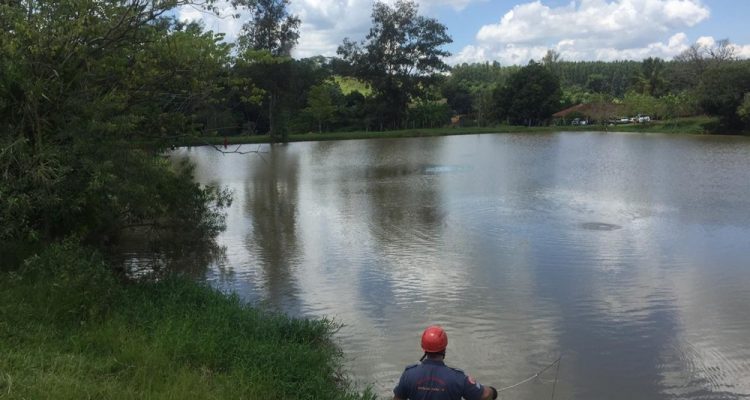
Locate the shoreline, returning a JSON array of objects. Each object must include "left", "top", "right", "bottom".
[{"left": 168, "top": 117, "right": 748, "bottom": 148}]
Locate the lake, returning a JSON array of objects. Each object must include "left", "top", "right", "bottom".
[{"left": 171, "top": 132, "right": 750, "bottom": 400}]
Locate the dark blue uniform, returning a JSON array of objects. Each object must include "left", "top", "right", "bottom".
[{"left": 393, "top": 359, "right": 486, "bottom": 400}]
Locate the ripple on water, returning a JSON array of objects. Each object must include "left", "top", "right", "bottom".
[{"left": 580, "top": 222, "right": 623, "bottom": 231}]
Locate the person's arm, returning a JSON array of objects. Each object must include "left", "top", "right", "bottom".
[
  {"left": 463, "top": 375, "right": 498, "bottom": 400},
  {"left": 479, "top": 385, "right": 498, "bottom": 400}
]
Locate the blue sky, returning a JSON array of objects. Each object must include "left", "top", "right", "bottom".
[
  {"left": 180, "top": 0, "right": 750, "bottom": 65},
  {"left": 436, "top": 0, "right": 750, "bottom": 57}
]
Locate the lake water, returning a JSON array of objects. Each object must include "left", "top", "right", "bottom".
[{"left": 172, "top": 132, "right": 750, "bottom": 400}]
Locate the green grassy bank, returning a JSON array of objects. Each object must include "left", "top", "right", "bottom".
[
  {"left": 0, "top": 242, "right": 372, "bottom": 400},
  {"left": 170, "top": 116, "right": 741, "bottom": 148}
]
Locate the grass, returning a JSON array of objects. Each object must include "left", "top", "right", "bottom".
[
  {"left": 0, "top": 241, "right": 372, "bottom": 400},
  {"left": 595, "top": 116, "right": 717, "bottom": 135},
  {"left": 333, "top": 76, "right": 372, "bottom": 96},
  {"left": 169, "top": 116, "right": 737, "bottom": 148}
]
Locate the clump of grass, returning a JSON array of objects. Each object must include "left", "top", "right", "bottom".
[{"left": 0, "top": 241, "right": 372, "bottom": 399}]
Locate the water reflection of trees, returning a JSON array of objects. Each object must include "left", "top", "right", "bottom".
[
  {"left": 243, "top": 145, "right": 302, "bottom": 311},
  {"left": 364, "top": 138, "right": 447, "bottom": 244}
]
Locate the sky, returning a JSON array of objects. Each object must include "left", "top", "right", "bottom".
[{"left": 178, "top": 0, "right": 750, "bottom": 65}]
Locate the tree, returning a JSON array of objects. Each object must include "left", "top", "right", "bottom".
[
  {"left": 233, "top": 0, "right": 300, "bottom": 141},
  {"left": 586, "top": 73, "right": 609, "bottom": 94},
  {"left": 697, "top": 62, "right": 750, "bottom": 130},
  {"left": 337, "top": 0, "right": 452, "bottom": 129},
  {"left": 233, "top": 0, "right": 300, "bottom": 56},
  {"left": 473, "top": 90, "right": 494, "bottom": 127},
  {"left": 541, "top": 49, "right": 562, "bottom": 66},
  {"left": 493, "top": 62, "right": 562, "bottom": 126},
  {"left": 672, "top": 39, "right": 738, "bottom": 91},
  {"left": 636, "top": 57, "right": 666, "bottom": 97},
  {"left": 1, "top": 0, "right": 231, "bottom": 251},
  {"left": 542, "top": 49, "right": 562, "bottom": 78},
  {"left": 738, "top": 93, "right": 750, "bottom": 127},
  {"left": 442, "top": 81, "right": 473, "bottom": 115},
  {"left": 623, "top": 92, "right": 660, "bottom": 119},
  {"left": 304, "top": 82, "right": 339, "bottom": 133}
]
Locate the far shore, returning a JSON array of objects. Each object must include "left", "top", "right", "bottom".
[{"left": 166, "top": 116, "right": 749, "bottom": 148}]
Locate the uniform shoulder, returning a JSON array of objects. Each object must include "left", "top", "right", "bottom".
[
  {"left": 446, "top": 365, "right": 466, "bottom": 376},
  {"left": 404, "top": 363, "right": 420, "bottom": 371}
]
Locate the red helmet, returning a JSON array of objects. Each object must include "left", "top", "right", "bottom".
[{"left": 421, "top": 325, "right": 448, "bottom": 353}]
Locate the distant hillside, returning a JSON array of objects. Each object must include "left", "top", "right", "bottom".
[{"left": 334, "top": 76, "right": 372, "bottom": 96}]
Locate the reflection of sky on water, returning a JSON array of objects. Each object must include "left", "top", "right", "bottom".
[{"left": 171, "top": 132, "right": 750, "bottom": 399}]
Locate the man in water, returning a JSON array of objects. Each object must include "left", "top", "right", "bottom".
[{"left": 393, "top": 325, "right": 499, "bottom": 400}]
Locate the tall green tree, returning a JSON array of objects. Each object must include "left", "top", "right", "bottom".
[
  {"left": 337, "top": 0, "right": 452, "bottom": 129},
  {"left": 304, "top": 82, "right": 340, "bottom": 133},
  {"left": 233, "top": 0, "right": 300, "bottom": 141},
  {"left": 738, "top": 93, "right": 750, "bottom": 127},
  {"left": 493, "top": 62, "right": 562, "bottom": 126},
  {"left": 697, "top": 62, "right": 750, "bottom": 130},
  {"left": 636, "top": 57, "right": 666, "bottom": 97},
  {"left": 233, "top": 0, "right": 300, "bottom": 56}
]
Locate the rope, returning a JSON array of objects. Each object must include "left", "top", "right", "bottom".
[
  {"left": 551, "top": 356, "right": 561, "bottom": 400},
  {"left": 497, "top": 356, "right": 562, "bottom": 393}
]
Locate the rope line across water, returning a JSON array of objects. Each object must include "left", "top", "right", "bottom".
[{"left": 497, "top": 356, "right": 562, "bottom": 393}]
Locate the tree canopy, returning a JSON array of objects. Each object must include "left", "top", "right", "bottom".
[
  {"left": 337, "top": 0, "right": 452, "bottom": 129},
  {"left": 493, "top": 62, "right": 562, "bottom": 126}
]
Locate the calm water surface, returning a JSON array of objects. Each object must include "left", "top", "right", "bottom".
[{"left": 173, "top": 132, "right": 750, "bottom": 400}]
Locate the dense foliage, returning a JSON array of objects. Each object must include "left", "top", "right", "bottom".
[
  {"left": 0, "top": 1, "right": 235, "bottom": 268},
  {"left": 493, "top": 62, "right": 562, "bottom": 126}
]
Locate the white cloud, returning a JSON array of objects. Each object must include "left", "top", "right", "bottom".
[
  {"left": 177, "top": 2, "right": 243, "bottom": 42},
  {"left": 291, "top": 0, "right": 490, "bottom": 57},
  {"left": 176, "top": 0, "right": 749, "bottom": 65},
  {"left": 455, "top": 0, "right": 713, "bottom": 65},
  {"left": 290, "top": 0, "right": 373, "bottom": 58},
  {"left": 476, "top": 0, "right": 709, "bottom": 45},
  {"left": 178, "top": 0, "right": 484, "bottom": 59}
]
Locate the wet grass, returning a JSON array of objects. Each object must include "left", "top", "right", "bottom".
[{"left": 0, "top": 242, "right": 372, "bottom": 400}]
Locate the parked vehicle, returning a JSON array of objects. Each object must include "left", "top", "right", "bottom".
[{"left": 572, "top": 118, "right": 588, "bottom": 126}]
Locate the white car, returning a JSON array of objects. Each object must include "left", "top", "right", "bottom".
[{"left": 637, "top": 115, "right": 651, "bottom": 123}]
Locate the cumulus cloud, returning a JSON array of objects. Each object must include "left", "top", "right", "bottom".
[
  {"left": 290, "top": 0, "right": 373, "bottom": 58},
  {"left": 176, "top": 0, "right": 748, "bottom": 64},
  {"left": 177, "top": 0, "right": 483, "bottom": 59},
  {"left": 476, "top": 0, "right": 709, "bottom": 46},
  {"left": 453, "top": 0, "right": 714, "bottom": 65}
]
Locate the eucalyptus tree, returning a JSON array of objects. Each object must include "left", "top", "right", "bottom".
[{"left": 337, "top": 0, "right": 452, "bottom": 130}]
